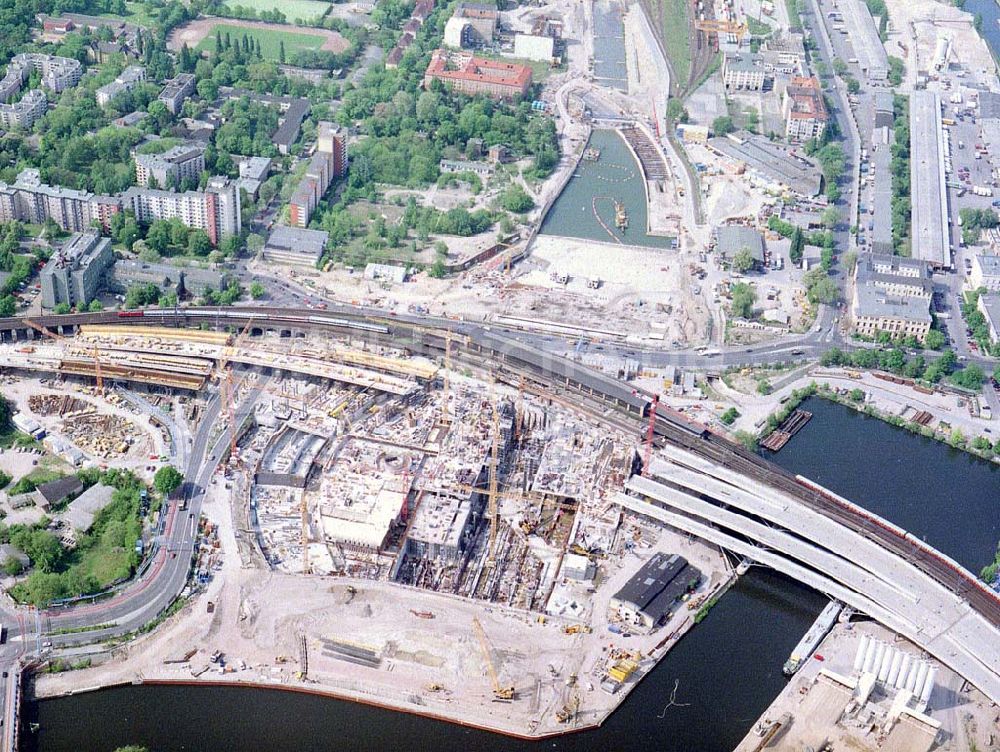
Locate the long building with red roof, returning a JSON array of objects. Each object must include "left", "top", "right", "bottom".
[{"left": 423, "top": 50, "right": 532, "bottom": 101}]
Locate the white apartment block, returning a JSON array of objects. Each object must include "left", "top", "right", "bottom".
[{"left": 123, "top": 177, "right": 241, "bottom": 246}]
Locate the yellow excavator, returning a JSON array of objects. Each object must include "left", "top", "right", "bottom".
[{"left": 472, "top": 617, "right": 515, "bottom": 701}]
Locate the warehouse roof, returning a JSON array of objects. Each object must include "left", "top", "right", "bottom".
[
  {"left": 612, "top": 553, "right": 694, "bottom": 624},
  {"left": 265, "top": 225, "right": 329, "bottom": 260},
  {"left": 910, "top": 91, "right": 951, "bottom": 268},
  {"left": 709, "top": 132, "right": 822, "bottom": 196},
  {"left": 61, "top": 483, "right": 115, "bottom": 532},
  {"left": 716, "top": 225, "right": 765, "bottom": 262}
]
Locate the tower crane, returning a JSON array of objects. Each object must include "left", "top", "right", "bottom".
[
  {"left": 472, "top": 617, "right": 515, "bottom": 701},
  {"left": 486, "top": 394, "right": 502, "bottom": 566},
  {"left": 694, "top": 19, "right": 748, "bottom": 41},
  {"left": 24, "top": 319, "right": 106, "bottom": 394},
  {"left": 217, "top": 318, "right": 253, "bottom": 467}
]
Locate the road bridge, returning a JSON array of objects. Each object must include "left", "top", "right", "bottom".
[{"left": 616, "top": 448, "right": 1000, "bottom": 703}]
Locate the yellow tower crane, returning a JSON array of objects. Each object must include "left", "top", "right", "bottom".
[
  {"left": 694, "top": 19, "right": 748, "bottom": 40},
  {"left": 472, "top": 617, "right": 515, "bottom": 701},
  {"left": 217, "top": 319, "right": 253, "bottom": 467}
]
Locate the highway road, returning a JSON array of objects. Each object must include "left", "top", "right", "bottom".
[{"left": 0, "top": 376, "right": 265, "bottom": 743}]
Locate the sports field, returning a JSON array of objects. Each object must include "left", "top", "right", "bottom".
[
  {"left": 221, "top": 0, "right": 332, "bottom": 24},
  {"left": 170, "top": 17, "right": 350, "bottom": 59}
]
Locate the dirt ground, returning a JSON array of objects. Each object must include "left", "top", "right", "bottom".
[
  {"left": 167, "top": 17, "right": 350, "bottom": 54},
  {"left": 36, "top": 472, "right": 729, "bottom": 737}
]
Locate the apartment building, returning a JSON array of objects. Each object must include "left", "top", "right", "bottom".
[
  {"left": 723, "top": 52, "right": 766, "bottom": 91},
  {"left": 7, "top": 54, "right": 82, "bottom": 93},
  {"left": 783, "top": 77, "right": 828, "bottom": 142},
  {"left": 970, "top": 254, "right": 1000, "bottom": 293},
  {"left": 288, "top": 121, "right": 346, "bottom": 227},
  {"left": 96, "top": 65, "right": 146, "bottom": 107},
  {"left": 443, "top": 2, "right": 499, "bottom": 49},
  {"left": 0, "top": 90, "right": 47, "bottom": 129},
  {"left": 134, "top": 142, "right": 206, "bottom": 189},
  {"left": 0, "top": 169, "right": 121, "bottom": 232},
  {"left": 122, "top": 177, "right": 241, "bottom": 246},
  {"left": 423, "top": 50, "right": 532, "bottom": 101},
  {"left": 158, "top": 73, "right": 196, "bottom": 115},
  {"left": 317, "top": 121, "right": 348, "bottom": 178},
  {"left": 40, "top": 231, "right": 114, "bottom": 310}
]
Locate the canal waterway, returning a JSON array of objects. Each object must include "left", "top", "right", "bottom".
[
  {"left": 539, "top": 129, "right": 674, "bottom": 248},
  {"left": 592, "top": 0, "right": 628, "bottom": 91},
  {"left": 769, "top": 396, "right": 1000, "bottom": 574},
  {"left": 22, "top": 570, "right": 824, "bottom": 752}
]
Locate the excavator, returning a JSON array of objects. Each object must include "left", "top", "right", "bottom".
[{"left": 472, "top": 617, "right": 515, "bottom": 701}]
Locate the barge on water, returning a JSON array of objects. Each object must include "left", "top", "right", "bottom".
[{"left": 782, "top": 600, "right": 842, "bottom": 676}]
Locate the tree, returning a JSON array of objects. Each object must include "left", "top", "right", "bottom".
[
  {"left": 0, "top": 295, "right": 15, "bottom": 317},
  {"left": 821, "top": 206, "right": 841, "bottom": 229},
  {"left": 665, "top": 97, "right": 688, "bottom": 123},
  {"left": 87, "top": 300, "right": 103, "bottom": 312},
  {"left": 500, "top": 185, "right": 534, "bottom": 213},
  {"left": 730, "top": 282, "right": 756, "bottom": 319},
  {"left": 279, "top": 40, "right": 286, "bottom": 64},
  {"left": 249, "top": 281, "right": 265, "bottom": 299},
  {"left": 53, "top": 303, "right": 71, "bottom": 314},
  {"left": 712, "top": 116, "right": 734, "bottom": 136},
  {"left": 789, "top": 227, "right": 805, "bottom": 264},
  {"left": 849, "top": 388, "right": 865, "bottom": 401},
  {"left": 720, "top": 407, "right": 740, "bottom": 425},
  {"left": 153, "top": 466, "right": 183, "bottom": 496},
  {"left": 924, "top": 329, "right": 946, "bottom": 350},
  {"left": 951, "top": 364, "right": 985, "bottom": 391},
  {"left": 732, "top": 247, "right": 755, "bottom": 274},
  {"left": 2, "top": 557, "right": 23, "bottom": 577}
]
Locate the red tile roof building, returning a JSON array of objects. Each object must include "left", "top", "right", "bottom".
[
  {"left": 423, "top": 50, "right": 532, "bottom": 101},
  {"left": 783, "top": 76, "right": 828, "bottom": 142}
]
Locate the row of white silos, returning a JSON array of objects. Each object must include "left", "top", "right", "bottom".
[{"left": 851, "top": 636, "right": 936, "bottom": 704}]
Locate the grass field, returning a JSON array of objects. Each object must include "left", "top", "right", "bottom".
[
  {"left": 194, "top": 23, "right": 328, "bottom": 59},
  {"left": 222, "top": 0, "right": 332, "bottom": 23},
  {"left": 658, "top": 0, "right": 692, "bottom": 88}
]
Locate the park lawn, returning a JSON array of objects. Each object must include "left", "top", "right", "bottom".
[
  {"left": 195, "top": 23, "right": 327, "bottom": 60},
  {"left": 72, "top": 543, "right": 133, "bottom": 586},
  {"left": 657, "top": 0, "right": 692, "bottom": 88},
  {"left": 222, "top": 0, "right": 332, "bottom": 23},
  {"left": 96, "top": 1, "right": 158, "bottom": 28}
]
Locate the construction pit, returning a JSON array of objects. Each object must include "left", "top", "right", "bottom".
[{"left": 27, "top": 327, "right": 730, "bottom": 738}]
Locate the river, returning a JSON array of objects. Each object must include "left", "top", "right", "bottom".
[
  {"left": 22, "top": 396, "right": 998, "bottom": 751},
  {"left": 768, "top": 396, "right": 1000, "bottom": 574}
]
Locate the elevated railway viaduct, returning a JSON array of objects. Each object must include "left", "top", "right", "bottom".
[{"left": 1, "top": 306, "right": 998, "bottom": 673}]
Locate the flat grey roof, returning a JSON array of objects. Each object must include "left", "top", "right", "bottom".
[
  {"left": 839, "top": 0, "right": 888, "bottom": 79},
  {"left": 980, "top": 91, "right": 1000, "bottom": 120},
  {"left": 854, "top": 283, "right": 932, "bottom": 323},
  {"left": 974, "top": 254, "right": 1000, "bottom": 277},
  {"left": 871, "top": 144, "right": 894, "bottom": 253},
  {"left": 716, "top": 225, "right": 765, "bottom": 261},
  {"left": 709, "top": 132, "right": 821, "bottom": 196},
  {"left": 909, "top": 92, "right": 951, "bottom": 268},
  {"left": 979, "top": 293, "right": 1000, "bottom": 330},
  {"left": 265, "top": 225, "right": 328, "bottom": 259}
]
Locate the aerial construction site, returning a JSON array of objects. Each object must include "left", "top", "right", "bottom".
[{"left": 3, "top": 317, "right": 728, "bottom": 738}]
